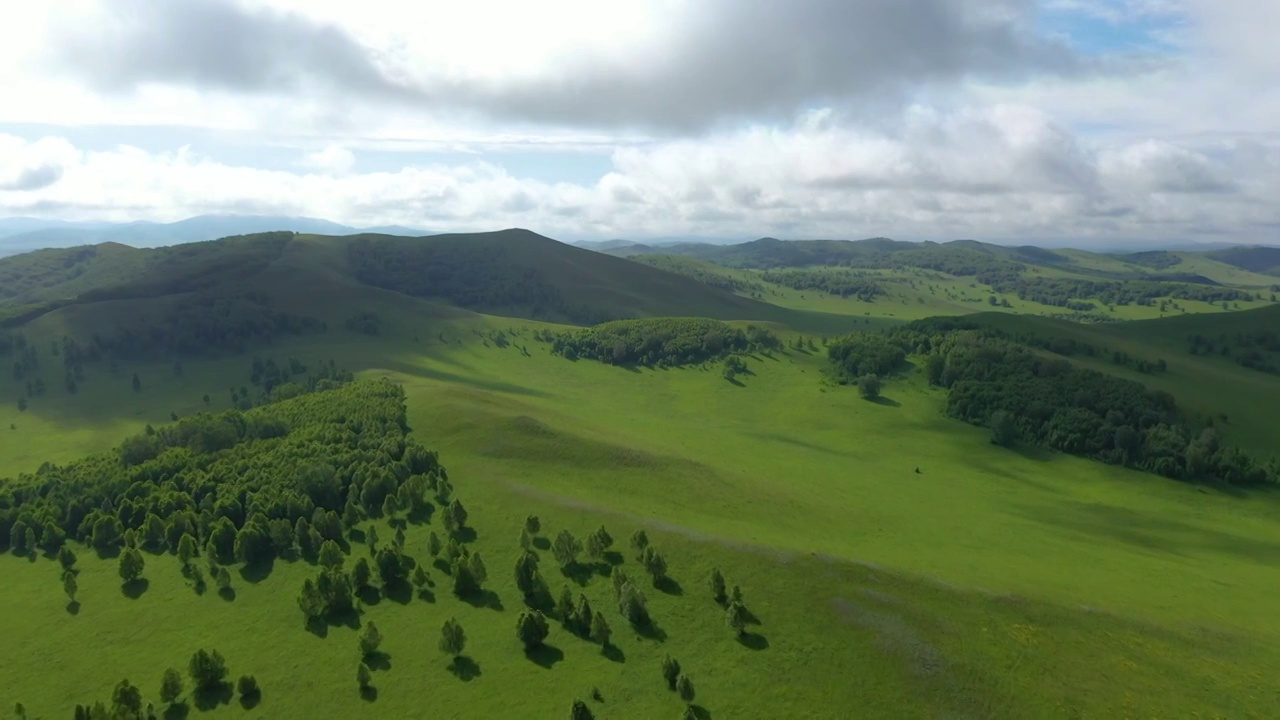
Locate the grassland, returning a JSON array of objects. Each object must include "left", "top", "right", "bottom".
[
  {"left": 4, "top": 299, "right": 1280, "bottom": 718},
  {"left": 3, "top": 232, "right": 1280, "bottom": 718}
]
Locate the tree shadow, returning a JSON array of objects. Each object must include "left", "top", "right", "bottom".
[
  {"left": 239, "top": 557, "right": 275, "bottom": 584},
  {"left": 192, "top": 684, "right": 233, "bottom": 711},
  {"left": 868, "top": 396, "right": 901, "bottom": 407},
  {"left": 532, "top": 537, "right": 550, "bottom": 551},
  {"left": 384, "top": 579, "right": 413, "bottom": 605},
  {"left": 218, "top": 586, "right": 237, "bottom": 602},
  {"left": 691, "top": 704, "right": 714, "bottom": 719},
  {"left": 737, "top": 632, "right": 769, "bottom": 650},
  {"left": 462, "top": 589, "right": 504, "bottom": 611},
  {"left": 655, "top": 576, "right": 683, "bottom": 596},
  {"left": 636, "top": 620, "right": 667, "bottom": 642},
  {"left": 432, "top": 558, "right": 451, "bottom": 574},
  {"left": 406, "top": 504, "right": 435, "bottom": 526},
  {"left": 447, "top": 656, "right": 482, "bottom": 681},
  {"left": 359, "top": 686, "right": 378, "bottom": 703},
  {"left": 524, "top": 644, "right": 565, "bottom": 669},
  {"left": 304, "top": 616, "right": 329, "bottom": 638},
  {"left": 163, "top": 703, "right": 190, "bottom": 720},
  {"left": 122, "top": 578, "right": 149, "bottom": 599},
  {"left": 453, "top": 527, "right": 477, "bottom": 543},
  {"left": 357, "top": 586, "right": 382, "bottom": 606},
  {"left": 239, "top": 692, "right": 261, "bottom": 710},
  {"left": 366, "top": 652, "right": 392, "bottom": 672},
  {"left": 416, "top": 587, "right": 436, "bottom": 603},
  {"left": 561, "top": 563, "right": 594, "bottom": 586},
  {"left": 66, "top": 600, "right": 81, "bottom": 615},
  {"left": 725, "top": 377, "right": 745, "bottom": 387},
  {"left": 603, "top": 550, "right": 624, "bottom": 566},
  {"left": 603, "top": 644, "right": 626, "bottom": 663},
  {"left": 95, "top": 545, "right": 122, "bottom": 561},
  {"left": 350, "top": 528, "right": 367, "bottom": 544}
]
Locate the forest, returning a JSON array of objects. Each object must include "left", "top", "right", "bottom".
[
  {"left": 759, "top": 269, "right": 885, "bottom": 301},
  {"left": 827, "top": 320, "right": 1276, "bottom": 486},
  {"left": 1188, "top": 330, "right": 1280, "bottom": 375},
  {"left": 348, "top": 237, "right": 613, "bottom": 325},
  {"left": 985, "top": 277, "right": 1253, "bottom": 309},
  {"left": 0, "top": 233, "right": 295, "bottom": 328},
  {"left": 542, "top": 318, "right": 780, "bottom": 368}
]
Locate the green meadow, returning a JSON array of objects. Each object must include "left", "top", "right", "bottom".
[{"left": 2, "top": 232, "right": 1280, "bottom": 718}]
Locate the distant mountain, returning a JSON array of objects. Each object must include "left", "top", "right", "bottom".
[
  {"left": 1207, "top": 246, "right": 1280, "bottom": 276},
  {"left": 0, "top": 214, "right": 433, "bottom": 256}
]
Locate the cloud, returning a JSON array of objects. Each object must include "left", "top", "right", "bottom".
[
  {"left": 300, "top": 145, "right": 356, "bottom": 174},
  {"left": 2, "top": 109, "right": 1276, "bottom": 244},
  {"left": 45, "top": 0, "right": 1082, "bottom": 131},
  {"left": 0, "top": 136, "right": 77, "bottom": 191}
]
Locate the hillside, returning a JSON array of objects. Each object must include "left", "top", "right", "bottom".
[{"left": 1208, "top": 246, "right": 1280, "bottom": 275}]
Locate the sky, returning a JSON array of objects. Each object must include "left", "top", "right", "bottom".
[{"left": 0, "top": 0, "right": 1277, "bottom": 244}]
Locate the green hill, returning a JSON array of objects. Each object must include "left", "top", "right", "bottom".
[{"left": 3, "top": 231, "right": 1280, "bottom": 718}]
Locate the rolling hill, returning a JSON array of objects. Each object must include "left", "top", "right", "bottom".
[{"left": 2, "top": 229, "right": 1280, "bottom": 718}]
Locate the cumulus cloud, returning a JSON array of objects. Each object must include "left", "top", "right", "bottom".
[
  {"left": 45, "top": 0, "right": 1081, "bottom": 130},
  {"left": 0, "top": 136, "right": 78, "bottom": 192},
  {"left": 300, "top": 145, "right": 356, "bottom": 174},
  {"left": 2, "top": 110, "right": 1275, "bottom": 243}
]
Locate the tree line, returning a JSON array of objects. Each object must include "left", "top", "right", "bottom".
[
  {"left": 985, "top": 276, "right": 1252, "bottom": 310},
  {"left": 541, "top": 318, "right": 780, "bottom": 369},
  {"left": 759, "top": 268, "right": 885, "bottom": 301},
  {"left": 827, "top": 319, "right": 1277, "bottom": 486}
]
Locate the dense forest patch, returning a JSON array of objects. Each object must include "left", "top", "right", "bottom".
[
  {"left": 985, "top": 277, "right": 1252, "bottom": 310},
  {"left": 540, "top": 318, "right": 781, "bottom": 368},
  {"left": 348, "top": 236, "right": 612, "bottom": 325},
  {"left": 759, "top": 269, "right": 885, "bottom": 301},
  {"left": 827, "top": 319, "right": 1276, "bottom": 486}
]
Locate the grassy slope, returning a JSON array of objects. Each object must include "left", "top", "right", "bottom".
[{"left": 4, "top": 301, "right": 1280, "bottom": 717}]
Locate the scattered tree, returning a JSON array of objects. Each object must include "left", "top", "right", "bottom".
[
  {"left": 726, "top": 599, "right": 749, "bottom": 636},
  {"left": 570, "top": 699, "right": 595, "bottom": 720},
  {"left": 709, "top": 567, "right": 727, "bottom": 605},
  {"left": 553, "top": 529, "right": 582, "bottom": 568},
  {"left": 439, "top": 618, "right": 466, "bottom": 658},
  {"left": 159, "top": 667, "right": 183, "bottom": 705},
  {"left": 661, "top": 655, "right": 682, "bottom": 690},
  {"left": 642, "top": 546, "right": 668, "bottom": 586},
  {"left": 118, "top": 547, "right": 145, "bottom": 585},
  {"left": 111, "top": 679, "right": 143, "bottom": 717},
  {"left": 677, "top": 674, "right": 696, "bottom": 703},
  {"left": 360, "top": 621, "right": 383, "bottom": 658},
  {"left": 427, "top": 531, "right": 443, "bottom": 557},
  {"left": 629, "top": 529, "right": 649, "bottom": 559},
  {"left": 236, "top": 675, "right": 259, "bottom": 701},
  {"left": 318, "top": 539, "right": 344, "bottom": 570},
  {"left": 63, "top": 570, "right": 77, "bottom": 603},
  {"left": 515, "top": 610, "right": 550, "bottom": 650},
  {"left": 57, "top": 545, "right": 77, "bottom": 571},
  {"left": 857, "top": 373, "right": 882, "bottom": 400},
  {"left": 590, "top": 611, "right": 612, "bottom": 648},
  {"left": 357, "top": 662, "right": 372, "bottom": 691},
  {"left": 524, "top": 515, "right": 541, "bottom": 535},
  {"left": 188, "top": 649, "right": 228, "bottom": 692},
  {"left": 443, "top": 499, "right": 469, "bottom": 537}
]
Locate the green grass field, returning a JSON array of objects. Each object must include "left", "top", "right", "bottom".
[
  {"left": 4, "top": 232, "right": 1280, "bottom": 718},
  {"left": 4, "top": 301, "right": 1280, "bottom": 718}
]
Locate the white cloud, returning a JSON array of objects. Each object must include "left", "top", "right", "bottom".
[
  {"left": 2, "top": 108, "right": 1275, "bottom": 243},
  {"left": 299, "top": 145, "right": 355, "bottom": 174}
]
